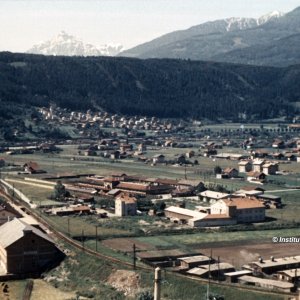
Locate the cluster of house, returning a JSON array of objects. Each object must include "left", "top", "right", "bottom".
[
  {"left": 165, "top": 196, "right": 265, "bottom": 228},
  {"left": 60, "top": 173, "right": 203, "bottom": 217},
  {"left": 238, "top": 159, "right": 279, "bottom": 184},
  {"left": 79, "top": 138, "right": 197, "bottom": 167},
  {"left": 214, "top": 159, "right": 279, "bottom": 184},
  {"left": 2, "top": 143, "right": 61, "bottom": 156},
  {"left": 164, "top": 185, "right": 281, "bottom": 228},
  {"left": 38, "top": 106, "right": 181, "bottom": 135}
]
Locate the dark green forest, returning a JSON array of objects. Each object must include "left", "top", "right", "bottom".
[{"left": 0, "top": 52, "right": 300, "bottom": 121}]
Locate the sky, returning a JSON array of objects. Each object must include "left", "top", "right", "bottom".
[{"left": 0, "top": 0, "right": 299, "bottom": 52}]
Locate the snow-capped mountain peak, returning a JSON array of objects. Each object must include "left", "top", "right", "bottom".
[
  {"left": 223, "top": 10, "right": 284, "bottom": 32},
  {"left": 257, "top": 10, "right": 285, "bottom": 25},
  {"left": 27, "top": 31, "right": 123, "bottom": 57}
]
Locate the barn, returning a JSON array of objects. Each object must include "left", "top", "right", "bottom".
[{"left": 0, "top": 219, "right": 60, "bottom": 274}]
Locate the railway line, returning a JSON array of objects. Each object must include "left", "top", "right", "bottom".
[{"left": 0, "top": 184, "right": 297, "bottom": 299}]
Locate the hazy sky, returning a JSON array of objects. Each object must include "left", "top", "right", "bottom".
[{"left": 0, "top": 0, "right": 299, "bottom": 52}]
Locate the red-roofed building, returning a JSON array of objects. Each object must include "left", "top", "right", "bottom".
[{"left": 211, "top": 197, "right": 265, "bottom": 223}]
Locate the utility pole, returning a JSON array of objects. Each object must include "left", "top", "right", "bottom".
[
  {"left": 95, "top": 225, "right": 98, "bottom": 252},
  {"left": 154, "top": 267, "right": 161, "bottom": 300},
  {"left": 82, "top": 229, "right": 85, "bottom": 250},
  {"left": 217, "top": 256, "right": 220, "bottom": 282},
  {"left": 67, "top": 218, "right": 70, "bottom": 237},
  {"left": 207, "top": 249, "right": 212, "bottom": 300},
  {"left": 133, "top": 243, "right": 136, "bottom": 270}
]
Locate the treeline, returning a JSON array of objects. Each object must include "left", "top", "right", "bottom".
[{"left": 0, "top": 52, "right": 300, "bottom": 120}]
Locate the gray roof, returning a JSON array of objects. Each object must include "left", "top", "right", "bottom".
[
  {"left": 239, "top": 275, "right": 294, "bottom": 289},
  {"left": 250, "top": 256, "right": 300, "bottom": 269},
  {"left": 0, "top": 218, "right": 54, "bottom": 249},
  {"left": 178, "top": 255, "right": 210, "bottom": 264},
  {"left": 187, "top": 263, "right": 234, "bottom": 276}
]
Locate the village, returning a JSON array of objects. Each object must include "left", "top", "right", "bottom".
[{"left": 0, "top": 106, "right": 300, "bottom": 299}]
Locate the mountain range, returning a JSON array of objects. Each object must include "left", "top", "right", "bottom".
[
  {"left": 120, "top": 7, "right": 300, "bottom": 67},
  {"left": 0, "top": 52, "right": 299, "bottom": 123},
  {"left": 27, "top": 31, "right": 123, "bottom": 57}
]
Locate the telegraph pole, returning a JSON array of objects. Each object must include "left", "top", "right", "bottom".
[
  {"left": 82, "top": 229, "right": 85, "bottom": 250},
  {"left": 67, "top": 218, "right": 70, "bottom": 237},
  {"left": 217, "top": 256, "right": 220, "bottom": 282},
  {"left": 95, "top": 225, "right": 98, "bottom": 252},
  {"left": 133, "top": 244, "right": 136, "bottom": 270}
]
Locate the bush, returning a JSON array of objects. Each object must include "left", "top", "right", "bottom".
[{"left": 136, "top": 290, "right": 154, "bottom": 300}]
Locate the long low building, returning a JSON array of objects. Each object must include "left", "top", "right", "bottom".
[
  {"left": 238, "top": 275, "right": 295, "bottom": 292},
  {"left": 277, "top": 268, "right": 300, "bottom": 283},
  {"left": 187, "top": 263, "right": 235, "bottom": 280},
  {"left": 164, "top": 206, "right": 236, "bottom": 227},
  {"left": 178, "top": 255, "right": 212, "bottom": 269},
  {"left": 245, "top": 255, "right": 300, "bottom": 275}
]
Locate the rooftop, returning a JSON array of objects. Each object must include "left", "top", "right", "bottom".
[
  {"left": 178, "top": 255, "right": 210, "bottom": 264},
  {"left": 0, "top": 218, "right": 54, "bottom": 249},
  {"left": 200, "top": 190, "right": 229, "bottom": 199},
  {"left": 222, "top": 197, "right": 265, "bottom": 209},
  {"left": 239, "top": 275, "right": 294, "bottom": 289},
  {"left": 165, "top": 206, "right": 207, "bottom": 220},
  {"left": 250, "top": 255, "right": 300, "bottom": 269}
]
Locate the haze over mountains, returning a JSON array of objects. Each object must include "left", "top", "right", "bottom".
[
  {"left": 27, "top": 31, "right": 123, "bottom": 57},
  {"left": 120, "top": 7, "right": 300, "bottom": 67}
]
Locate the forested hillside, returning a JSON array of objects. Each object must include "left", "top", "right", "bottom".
[{"left": 0, "top": 52, "right": 300, "bottom": 121}]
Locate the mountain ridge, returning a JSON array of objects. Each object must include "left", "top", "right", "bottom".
[
  {"left": 27, "top": 31, "right": 123, "bottom": 57},
  {"left": 119, "top": 7, "right": 300, "bottom": 67},
  {"left": 0, "top": 52, "right": 299, "bottom": 122}
]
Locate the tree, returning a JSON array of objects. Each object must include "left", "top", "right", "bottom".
[
  {"left": 214, "top": 165, "right": 222, "bottom": 175},
  {"left": 53, "top": 180, "right": 67, "bottom": 201}
]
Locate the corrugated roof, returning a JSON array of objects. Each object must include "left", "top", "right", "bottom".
[
  {"left": 239, "top": 275, "right": 294, "bottom": 289},
  {"left": 187, "top": 263, "right": 234, "bottom": 276},
  {"left": 178, "top": 255, "right": 210, "bottom": 264},
  {"left": 0, "top": 218, "right": 54, "bottom": 249},
  {"left": 277, "top": 268, "right": 300, "bottom": 278},
  {"left": 251, "top": 256, "right": 300, "bottom": 269}
]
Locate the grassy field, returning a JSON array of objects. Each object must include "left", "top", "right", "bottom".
[
  {"left": 43, "top": 214, "right": 133, "bottom": 238},
  {"left": 266, "top": 191, "right": 300, "bottom": 223},
  {"left": 135, "top": 228, "right": 300, "bottom": 250}
]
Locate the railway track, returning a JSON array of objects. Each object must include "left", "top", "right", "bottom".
[
  {"left": 22, "top": 280, "right": 33, "bottom": 300},
  {"left": 0, "top": 185, "right": 297, "bottom": 298}
]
